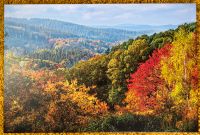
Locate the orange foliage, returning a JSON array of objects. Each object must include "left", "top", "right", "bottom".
[{"left": 44, "top": 79, "right": 108, "bottom": 131}]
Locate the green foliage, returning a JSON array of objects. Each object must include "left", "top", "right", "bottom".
[
  {"left": 181, "top": 120, "right": 198, "bottom": 132},
  {"left": 83, "top": 113, "right": 163, "bottom": 132},
  {"left": 66, "top": 55, "right": 110, "bottom": 102},
  {"left": 29, "top": 48, "right": 94, "bottom": 68}
]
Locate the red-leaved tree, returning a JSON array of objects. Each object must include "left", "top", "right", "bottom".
[{"left": 126, "top": 44, "right": 171, "bottom": 111}]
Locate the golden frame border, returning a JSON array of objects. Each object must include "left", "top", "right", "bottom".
[{"left": 0, "top": 0, "right": 199, "bottom": 135}]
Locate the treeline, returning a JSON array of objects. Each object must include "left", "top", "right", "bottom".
[{"left": 28, "top": 48, "right": 94, "bottom": 68}]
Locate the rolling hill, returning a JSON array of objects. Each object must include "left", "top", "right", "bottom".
[{"left": 4, "top": 17, "right": 146, "bottom": 50}]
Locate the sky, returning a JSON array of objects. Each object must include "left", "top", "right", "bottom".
[{"left": 4, "top": 4, "right": 196, "bottom": 26}]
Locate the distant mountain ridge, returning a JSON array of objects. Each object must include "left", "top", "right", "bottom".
[
  {"left": 4, "top": 17, "right": 147, "bottom": 48},
  {"left": 92, "top": 24, "right": 178, "bottom": 33},
  {"left": 4, "top": 17, "right": 180, "bottom": 66}
]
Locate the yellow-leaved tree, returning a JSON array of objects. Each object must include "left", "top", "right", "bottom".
[{"left": 161, "top": 27, "right": 198, "bottom": 131}]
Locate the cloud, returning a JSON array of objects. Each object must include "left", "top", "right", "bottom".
[{"left": 4, "top": 4, "right": 196, "bottom": 25}]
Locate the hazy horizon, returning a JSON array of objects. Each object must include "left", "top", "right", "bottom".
[
  {"left": 5, "top": 16, "right": 193, "bottom": 28},
  {"left": 5, "top": 4, "right": 196, "bottom": 26}
]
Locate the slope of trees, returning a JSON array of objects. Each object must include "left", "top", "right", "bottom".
[
  {"left": 4, "top": 58, "right": 108, "bottom": 132},
  {"left": 66, "top": 23, "right": 196, "bottom": 109},
  {"left": 5, "top": 17, "right": 144, "bottom": 47},
  {"left": 4, "top": 22, "right": 198, "bottom": 132},
  {"left": 29, "top": 48, "right": 94, "bottom": 68},
  {"left": 124, "top": 26, "right": 198, "bottom": 131}
]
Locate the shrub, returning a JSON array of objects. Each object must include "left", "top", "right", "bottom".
[{"left": 83, "top": 113, "right": 163, "bottom": 132}]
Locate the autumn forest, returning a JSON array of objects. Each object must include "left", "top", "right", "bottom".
[{"left": 4, "top": 4, "right": 198, "bottom": 133}]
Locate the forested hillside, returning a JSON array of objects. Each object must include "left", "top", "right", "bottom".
[
  {"left": 5, "top": 17, "right": 146, "bottom": 49},
  {"left": 4, "top": 22, "right": 198, "bottom": 132},
  {"left": 5, "top": 18, "right": 154, "bottom": 67}
]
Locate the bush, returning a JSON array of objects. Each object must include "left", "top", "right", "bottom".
[
  {"left": 181, "top": 120, "right": 198, "bottom": 132},
  {"left": 83, "top": 113, "right": 163, "bottom": 132}
]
